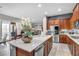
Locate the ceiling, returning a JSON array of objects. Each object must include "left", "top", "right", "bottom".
[{"left": 0, "top": 3, "right": 76, "bottom": 23}]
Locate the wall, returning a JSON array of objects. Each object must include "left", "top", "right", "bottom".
[
  {"left": 43, "top": 16, "right": 47, "bottom": 32},
  {"left": 0, "top": 14, "right": 21, "bottom": 40},
  {"left": 0, "top": 19, "right": 2, "bottom": 41}
]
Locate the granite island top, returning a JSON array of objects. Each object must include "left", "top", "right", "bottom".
[{"left": 8, "top": 35, "right": 52, "bottom": 52}]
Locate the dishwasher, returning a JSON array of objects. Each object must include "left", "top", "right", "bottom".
[{"left": 35, "top": 44, "right": 44, "bottom": 56}]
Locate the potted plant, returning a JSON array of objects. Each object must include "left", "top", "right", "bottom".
[{"left": 21, "top": 17, "right": 33, "bottom": 43}]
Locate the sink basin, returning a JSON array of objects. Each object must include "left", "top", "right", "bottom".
[{"left": 70, "top": 36, "right": 79, "bottom": 39}]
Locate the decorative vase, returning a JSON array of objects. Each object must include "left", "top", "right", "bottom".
[{"left": 21, "top": 35, "right": 32, "bottom": 43}]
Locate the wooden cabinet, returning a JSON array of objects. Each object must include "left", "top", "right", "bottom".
[
  {"left": 48, "top": 37, "right": 52, "bottom": 54},
  {"left": 59, "top": 35, "right": 67, "bottom": 43},
  {"left": 59, "top": 20, "right": 64, "bottom": 29},
  {"left": 74, "top": 43, "right": 79, "bottom": 56},
  {"left": 47, "top": 18, "right": 70, "bottom": 30},
  {"left": 16, "top": 36, "right": 52, "bottom": 56},
  {"left": 44, "top": 37, "right": 52, "bottom": 56},
  {"left": 70, "top": 4, "right": 79, "bottom": 29},
  {"left": 47, "top": 19, "right": 60, "bottom": 29},
  {"left": 59, "top": 35, "right": 75, "bottom": 55},
  {"left": 54, "top": 19, "right": 60, "bottom": 25},
  {"left": 59, "top": 35, "right": 79, "bottom": 56},
  {"left": 65, "top": 35, "right": 75, "bottom": 55},
  {"left": 77, "top": 4, "right": 79, "bottom": 19},
  {"left": 59, "top": 18, "right": 70, "bottom": 29},
  {"left": 44, "top": 41, "right": 48, "bottom": 56},
  {"left": 16, "top": 48, "right": 34, "bottom": 56}
]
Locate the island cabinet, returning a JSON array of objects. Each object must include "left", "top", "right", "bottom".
[
  {"left": 16, "top": 48, "right": 34, "bottom": 56},
  {"left": 9, "top": 36, "right": 52, "bottom": 56},
  {"left": 44, "top": 37, "right": 52, "bottom": 56}
]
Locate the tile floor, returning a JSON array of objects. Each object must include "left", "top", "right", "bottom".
[
  {"left": 49, "top": 43, "right": 72, "bottom": 56},
  {"left": 0, "top": 43, "right": 72, "bottom": 56}
]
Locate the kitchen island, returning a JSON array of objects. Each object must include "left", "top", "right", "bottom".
[{"left": 8, "top": 35, "right": 52, "bottom": 56}]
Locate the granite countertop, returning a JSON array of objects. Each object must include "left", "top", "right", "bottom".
[
  {"left": 66, "top": 34, "right": 79, "bottom": 45},
  {"left": 8, "top": 35, "right": 52, "bottom": 52},
  {"left": 60, "top": 33, "right": 79, "bottom": 45}
]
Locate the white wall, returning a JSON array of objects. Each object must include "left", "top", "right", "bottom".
[
  {"left": 43, "top": 16, "right": 47, "bottom": 32},
  {"left": 16, "top": 22, "right": 21, "bottom": 35},
  {"left": 0, "top": 19, "right": 2, "bottom": 41},
  {"left": 1, "top": 14, "right": 21, "bottom": 40}
]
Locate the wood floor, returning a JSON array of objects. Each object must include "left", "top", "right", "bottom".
[
  {"left": 49, "top": 43, "right": 72, "bottom": 56},
  {"left": 0, "top": 43, "right": 72, "bottom": 56}
]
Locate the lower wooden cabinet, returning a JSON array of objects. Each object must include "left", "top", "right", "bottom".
[
  {"left": 16, "top": 48, "right": 34, "bottom": 56},
  {"left": 44, "top": 37, "right": 52, "bottom": 56},
  {"left": 59, "top": 35, "right": 75, "bottom": 55},
  {"left": 74, "top": 43, "right": 79, "bottom": 56},
  {"left": 67, "top": 37, "right": 75, "bottom": 56},
  {"left": 16, "top": 36, "right": 52, "bottom": 56},
  {"left": 59, "top": 35, "right": 67, "bottom": 43},
  {"left": 44, "top": 41, "right": 48, "bottom": 56}
]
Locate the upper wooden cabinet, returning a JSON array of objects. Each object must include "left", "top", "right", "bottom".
[
  {"left": 70, "top": 4, "right": 79, "bottom": 29},
  {"left": 47, "top": 19, "right": 60, "bottom": 29},
  {"left": 47, "top": 13, "right": 71, "bottom": 30},
  {"left": 47, "top": 18, "right": 70, "bottom": 30},
  {"left": 59, "top": 18, "right": 70, "bottom": 29}
]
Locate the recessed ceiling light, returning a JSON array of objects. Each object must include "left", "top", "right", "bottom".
[
  {"left": 38, "top": 4, "right": 42, "bottom": 8},
  {"left": 44, "top": 12, "right": 48, "bottom": 15},
  {"left": 58, "top": 8, "right": 62, "bottom": 12}
]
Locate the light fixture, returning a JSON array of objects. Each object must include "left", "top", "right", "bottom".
[
  {"left": 44, "top": 11, "right": 48, "bottom": 15},
  {"left": 58, "top": 8, "right": 62, "bottom": 12},
  {"left": 38, "top": 4, "right": 42, "bottom": 8}
]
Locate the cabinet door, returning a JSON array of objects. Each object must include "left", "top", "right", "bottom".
[
  {"left": 59, "top": 35, "right": 67, "bottom": 43},
  {"left": 70, "top": 4, "right": 78, "bottom": 29},
  {"left": 16, "top": 48, "right": 34, "bottom": 56},
  {"left": 54, "top": 19, "right": 60, "bottom": 25},
  {"left": 73, "top": 6, "right": 77, "bottom": 22},
  {"left": 78, "top": 4, "right": 79, "bottom": 19},
  {"left": 47, "top": 37, "right": 52, "bottom": 54},
  {"left": 44, "top": 41, "right": 48, "bottom": 56},
  {"left": 65, "top": 19, "right": 70, "bottom": 29},
  {"left": 44, "top": 37, "right": 52, "bottom": 56},
  {"left": 75, "top": 44, "right": 79, "bottom": 56},
  {"left": 59, "top": 35, "right": 63, "bottom": 43},
  {"left": 59, "top": 20, "right": 64, "bottom": 29},
  {"left": 47, "top": 20, "right": 55, "bottom": 29},
  {"left": 66, "top": 35, "right": 75, "bottom": 56}
]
